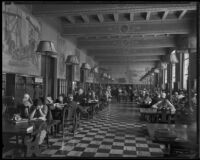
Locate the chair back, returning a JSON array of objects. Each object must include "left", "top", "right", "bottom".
[
  {"left": 157, "top": 108, "right": 171, "bottom": 123},
  {"left": 62, "top": 106, "right": 78, "bottom": 134}
]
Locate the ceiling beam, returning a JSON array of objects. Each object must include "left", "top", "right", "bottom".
[
  {"left": 100, "top": 61, "right": 156, "bottom": 65},
  {"left": 81, "top": 14, "right": 89, "bottom": 23},
  {"left": 66, "top": 15, "right": 75, "bottom": 24},
  {"left": 78, "top": 37, "right": 175, "bottom": 49},
  {"left": 32, "top": 3, "right": 196, "bottom": 17},
  {"left": 96, "top": 55, "right": 160, "bottom": 60},
  {"left": 87, "top": 48, "right": 167, "bottom": 55},
  {"left": 146, "top": 11, "right": 151, "bottom": 20},
  {"left": 97, "top": 14, "right": 104, "bottom": 23},
  {"left": 162, "top": 10, "right": 169, "bottom": 20},
  {"left": 178, "top": 10, "right": 187, "bottom": 20},
  {"left": 114, "top": 13, "right": 119, "bottom": 22},
  {"left": 62, "top": 20, "right": 193, "bottom": 36},
  {"left": 95, "top": 56, "right": 161, "bottom": 60},
  {"left": 99, "top": 59, "right": 160, "bottom": 64},
  {"left": 93, "top": 53, "right": 166, "bottom": 57},
  {"left": 130, "top": 12, "right": 134, "bottom": 21}
]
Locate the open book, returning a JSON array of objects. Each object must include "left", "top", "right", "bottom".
[
  {"left": 12, "top": 118, "right": 29, "bottom": 124},
  {"left": 30, "top": 117, "right": 46, "bottom": 121}
]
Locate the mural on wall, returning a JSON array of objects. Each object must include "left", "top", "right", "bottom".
[
  {"left": 2, "top": 4, "right": 41, "bottom": 76},
  {"left": 57, "top": 35, "right": 67, "bottom": 79}
]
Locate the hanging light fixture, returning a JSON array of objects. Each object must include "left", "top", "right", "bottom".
[
  {"left": 65, "top": 55, "right": 79, "bottom": 65},
  {"left": 81, "top": 63, "right": 91, "bottom": 70},
  {"left": 36, "top": 41, "right": 57, "bottom": 57},
  {"left": 91, "top": 66, "right": 99, "bottom": 73}
]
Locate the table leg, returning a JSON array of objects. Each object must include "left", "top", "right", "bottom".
[{"left": 16, "top": 135, "right": 19, "bottom": 145}]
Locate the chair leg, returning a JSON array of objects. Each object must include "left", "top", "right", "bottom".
[{"left": 46, "top": 132, "right": 49, "bottom": 148}]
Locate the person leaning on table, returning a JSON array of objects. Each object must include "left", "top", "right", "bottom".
[
  {"left": 29, "top": 97, "right": 48, "bottom": 145},
  {"left": 151, "top": 92, "right": 176, "bottom": 114}
]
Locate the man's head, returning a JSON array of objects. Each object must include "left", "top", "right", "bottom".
[
  {"left": 23, "top": 93, "right": 30, "bottom": 101},
  {"left": 174, "top": 92, "right": 178, "bottom": 96},
  {"left": 78, "top": 88, "right": 84, "bottom": 95},
  {"left": 161, "top": 92, "right": 166, "bottom": 99},
  {"left": 68, "top": 93, "right": 73, "bottom": 102},
  {"left": 58, "top": 95, "right": 64, "bottom": 102}
]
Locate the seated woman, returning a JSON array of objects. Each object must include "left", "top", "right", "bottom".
[
  {"left": 16, "top": 93, "right": 33, "bottom": 119},
  {"left": 152, "top": 92, "right": 176, "bottom": 114},
  {"left": 29, "top": 97, "right": 48, "bottom": 121}
]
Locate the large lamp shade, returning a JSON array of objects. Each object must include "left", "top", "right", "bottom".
[
  {"left": 81, "top": 63, "right": 91, "bottom": 70},
  {"left": 36, "top": 41, "right": 57, "bottom": 56},
  {"left": 65, "top": 55, "right": 79, "bottom": 65},
  {"left": 91, "top": 66, "right": 99, "bottom": 73}
]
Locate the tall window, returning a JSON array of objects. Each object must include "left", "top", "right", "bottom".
[
  {"left": 172, "top": 64, "right": 176, "bottom": 89},
  {"left": 183, "top": 52, "right": 189, "bottom": 90},
  {"left": 164, "top": 68, "right": 167, "bottom": 84}
]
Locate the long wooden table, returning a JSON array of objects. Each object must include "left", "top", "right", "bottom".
[
  {"left": 84, "top": 100, "right": 99, "bottom": 119},
  {"left": 140, "top": 108, "right": 175, "bottom": 123},
  {"left": 2, "top": 118, "right": 60, "bottom": 157}
]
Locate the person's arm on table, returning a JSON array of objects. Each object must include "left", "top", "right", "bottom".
[
  {"left": 166, "top": 100, "right": 176, "bottom": 113},
  {"left": 29, "top": 106, "right": 37, "bottom": 119},
  {"left": 152, "top": 101, "right": 161, "bottom": 109},
  {"left": 38, "top": 105, "right": 48, "bottom": 118}
]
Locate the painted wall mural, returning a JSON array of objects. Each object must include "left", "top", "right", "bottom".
[{"left": 2, "top": 4, "right": 41, "bottom": 76}]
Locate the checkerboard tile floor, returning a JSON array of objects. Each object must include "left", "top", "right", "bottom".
[{"left": 3, "top": 103, "right": 165, "bottom": 158}]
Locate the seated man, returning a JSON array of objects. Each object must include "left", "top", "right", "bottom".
[
  {"left": 74, "top": 88, "right": 87, "bottom": 106},
  {"left": 152, "top": 92, "right": 176, "bottom": 114},
  {"left": 143, "top": 93, "right": 152, "bottom": 107},
  {"left": 151, "top": 92, "right": 161, "bottom": 105},
  {"left": 64, "top": 94, "right": 88, "bottom": 132},
  {"left": 50, "top": 94, "right": 67, "bottom": 121},
  {"left": 29, "top": 97, "right": 48, "bottom": 121},
  {"left": 171, "top": 92, "right": 180, "bottom": 107},
  {"left": 16, "top": 93, "right": 33, "bottom": 119}
]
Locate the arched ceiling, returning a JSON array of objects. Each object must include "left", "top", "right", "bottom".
[{"left": 31, "top": 2, "right": 197, "bottom": 67}]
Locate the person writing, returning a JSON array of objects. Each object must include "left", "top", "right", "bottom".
[{"left": 152, "top": 92, "right": 176, "bottom": 114}]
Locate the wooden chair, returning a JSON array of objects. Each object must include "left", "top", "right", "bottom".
[
  {"left": 156, "top": 108, "right": 172, "bottom": 124},
  {"left": 62, "top": 107, "right": 80, "bottom": 137}
]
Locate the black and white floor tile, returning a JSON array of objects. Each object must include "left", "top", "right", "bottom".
[{"left": 3, "top": 103, "right": 165, "bottom": 158}]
